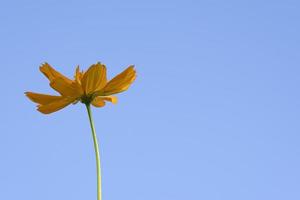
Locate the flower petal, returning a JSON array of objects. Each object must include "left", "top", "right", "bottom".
[
  {"left": 50, "top": 78, "right": 83, "bottom": 97},
  {"left": 91, "top": 96, "right": 117, "bottom": 108},
  {"left": 40, "top": 63, "right": 80, "bottom": 96},
  {"left": 101, "top": 96, "right": 118, "bottom": 104},
  {"left": 101, "top": 65, "right": 136, "bottom": 95},
  {"left": 91, "top": 97, "right": 106, "bottom": 107},
  {"left": 40, "top": 63, "right": 72, "bottom": 83},
  {"left": 81, "top": 63, "right": 107, "bottom": 95},
  {"left": 74, "top": 66, "right": 84, "bottom": 84},
  {"left": 25, "top": 92, "right": 63, "bottom": 105},
  {"left": 37, "top": 97, "right": 75, "bottom": 114}
]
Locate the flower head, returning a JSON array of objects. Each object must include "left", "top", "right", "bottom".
[{"left": 25, "top": 62, "right": 136, "bottom": 114}]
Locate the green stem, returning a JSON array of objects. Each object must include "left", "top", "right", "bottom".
[{"left": 86, "top": 103, "right": 102, "bottom": 200}]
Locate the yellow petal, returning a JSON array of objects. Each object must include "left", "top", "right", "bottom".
[
  {"left": 50, "top": 78, "right": 83, "bottom": 97},
  {"left": 40, "top": 63, "right": 80, "bottom": 96},
  {"left": 74, "top": 66, "right": 84, "bottom": 84},
  {"left": 40, "top": 63, "right": 72, "bottom": 84},
  {"left": 37, "top": 97, "right": 75, "bottom": 114},
  {"left": 101, "top": 96, "right": 118, "bottom": 104},
  {"left": 91, "top": 96, "right": 117, "bottom": 108},
  {"left": 101, "top": 65, "right": 136, "bottom": 95},
  {"left": 25, "top": 92, "right": 63, "bottom": 105},
  {"left": 81, "top": 63, "right": 107, "bottom": 95},
  {"left": 91, "top": 97, "right": 106, "bottom": 107}
]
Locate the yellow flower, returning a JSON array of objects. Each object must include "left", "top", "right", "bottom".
[{"left": 25, "top": 62, "right": 136, "bottom": 114}]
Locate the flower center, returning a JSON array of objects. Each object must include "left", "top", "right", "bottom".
[{"left": 80, "top": 94, "right": 93, "bottom": 104}]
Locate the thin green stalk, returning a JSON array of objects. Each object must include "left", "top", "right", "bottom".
[{"left": 86, "top": 103, "right": 102, "bottom": 200}]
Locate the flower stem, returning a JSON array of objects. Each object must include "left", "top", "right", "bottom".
[{"left": 86, "top": 103, "right": 102, "bottom": 200}]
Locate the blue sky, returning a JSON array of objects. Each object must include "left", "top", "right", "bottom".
[{"left": 0, "top": 0, "right": 300, "bottom": 199}]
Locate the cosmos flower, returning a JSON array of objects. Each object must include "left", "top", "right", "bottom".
[
  {"left": 25, "top": 61, "right": 136, "bottom": 200},
  {"left": 25, "top": 62, "right": 136, "bottom": 114}
]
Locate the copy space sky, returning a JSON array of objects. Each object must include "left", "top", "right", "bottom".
[{"left": 0, "top": 0, "right": 299, "bottom": 200}]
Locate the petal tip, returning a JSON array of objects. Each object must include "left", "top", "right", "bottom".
[
  {"left": 25, "top": 91, "right": 33, "bottom": 100},
  {"left": 37, "top": 107, "right": 51, "bottom": 115},
  {"left": 39, "top": 62, "right": 49, "bottom": 70}
]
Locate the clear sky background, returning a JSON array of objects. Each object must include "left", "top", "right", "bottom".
[{"left": 0, "top": 0, "right": 299, "bottom": 199}]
